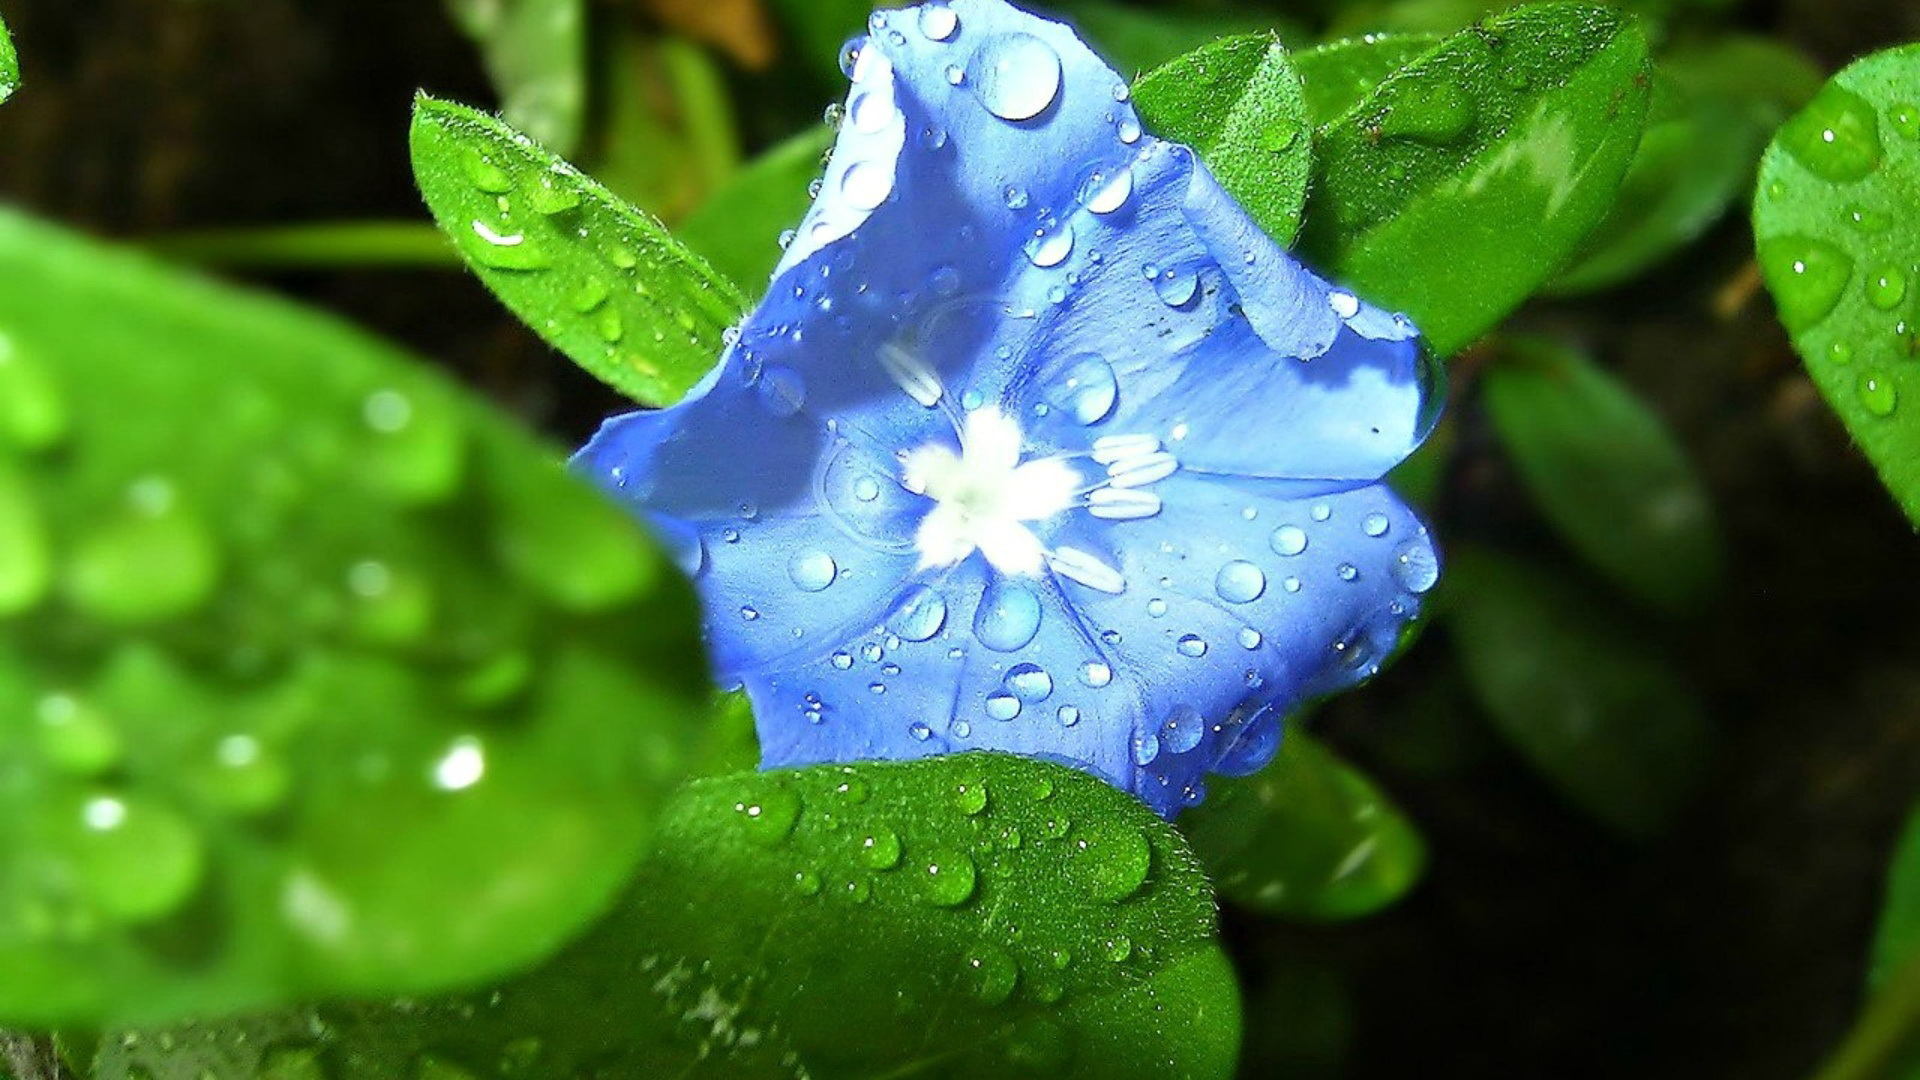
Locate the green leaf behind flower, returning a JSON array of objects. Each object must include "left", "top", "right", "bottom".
[
  {"left": 1753, "top": 44, "right": 1920, "bottom": 527},
  {"left": 92, "top": 755, "right": 1240, "bottom": 1080},
  {"left": 410, "top": 96, "right": 747, "bottom": 407},
  {"left": 0, "top": 208, "right": 709, "bottom": 1027},
  {"left": 1293, "top": 33, "right": 1443, "bottom": 127},
  {"left": 680, "top": 125, "right": 836, "bottom": 292},
  {"left": 445, "top": 0, "right": 588, "bottom": 155},
  {"left": 1300, "top": 3, "right": 1652, "bottom": 357}
]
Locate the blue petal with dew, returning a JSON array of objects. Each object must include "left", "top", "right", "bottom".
[{"left": 575, "top": 0, "right": 1443, "bottom": 816}]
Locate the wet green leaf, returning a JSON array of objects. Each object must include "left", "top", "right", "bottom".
[
  {"left": 1300, "top": 4, "right": 1652, "bottom": 357},
  {"left": 1183, "top": 730, "right": 1426, "bottom": 921},
  {"left": 0, "top": 10, "right": 18, "bottom": 105},
  {"left": 0, "top": 208, "right": 709, "bottom": 1027},
  {"left": 1136, "top": 34, "right": 1312, "bottom": 247},
  {"left": 410, "top": 96, "right": 747, "bottom": 407},
  {"left": 1294, "top": 33, "right": 1443, "bottom": 127},
  {"left": 1875, "top": 803, "right": 1920, "bottom": 992},
  {"left": 679, "top": 125, "right": 835, "bottom": 291},
  {"left": 1753, "top": 45, "right": 1920, "bottom": 527},
  {"left": 1446, "top": 548, "right": 1711, "bottom": 837},
  {"left": 445, "top": 0, "right": 588, "bottom": 155},
  {"left": 1483, "top": 334, "right": 1722, "bottom": 613},
  {"left": 1327, "top": 0, "right": 1503, "bottom": 39},
  {"left": 1061, "top": 1, "right": 1296, "bottom": 77},
  {"left": 95, "top": 755, "right": 1241, "bottom": 1080},
  {"left": 1553, "top": 38, "right": 1823, "bottom": 292}
]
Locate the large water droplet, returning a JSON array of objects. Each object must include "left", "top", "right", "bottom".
[
  {"left": 1780, "top": 83, "right": 1883, "bottom": 183},
  {"left": 1758, "top": 234, "right": 1854, "bottom": 333},
  {"left": 733, "top": 784, "right": 802, "bottom": 847},
  {"left": 1394, "top": 540, "right": 1440, "bottom": 594},
  {"left": 985, "top": 692, "right": 1022, "bottom": 721},
  {"left": 787, "top": 549, "right": 839, "bottom": 592},
  {"left": 1080, "top": 660, "right": 1113, "bottom": 688},
  {"left": 757, "top": 364, "right": 807, "bottom": 417},
  {"left": 975, "top": 580, "right": 1042, "bottom": 652},
  {"left": 859, "top": 826, "right": 904, "bottom": 870},
  {"left": 1379, "top": 77, "right": 1475, "bottom": 144},
  {"left": 69, "top": 794, "right": 205, "bottom": 924},
  {"left": 964, "top": 943, "right": 1020, "bottom": 1004},
  {"left": 1270, "top": 525, "right": 1308, "bottom": 557},
  {"left": 1859, "top": 372, "right": 1898, "bottom": 417},
  {"left": 1026, "top": 222, "right": 1074, "bottom": 268},
  {"left": 888, "top": 584, "right": 949, "bottom": 642},
  {"left": 1043, "top": 353, "right": 1119, "bottom": 424},
  {"left": 1074, "top": 819, "right": 1152, "bottom": 902},
  {"left": 918, "top": 3, "right": 960, "bottom": 41},
  {"left": 35, "top": 694, "right": 121, "bottom": 777},
  {"left": 1214, "top": 560, "right": 1266, "bottom": 603},
  {"left": 467, "top": 219, "right": 547, "bottom": 270},
  {"left": 922, "top": 847, "right": 979, "bottom": 906},
  {"left": 1150, "top": 265, "right": 1200, "bottom": 307},
  {"left": 1159, "top": 704, "right": 1205, "bottom": 754},
  {"left": 1082, "top": 166, "right": 1133, "bottom": 215},
  {"left": 67, "top": 484, "right": 221, "bottom": 626},
  {"left": 1176, "top": 634, "right": 1208, "bottom": 658},
  {"left": 841, "top": 160, "right": 894, "bottom": 211},
  {"left": 1132, "top": 731, "right": 1161, "bottom": 766},
  {"left": 1006, "top": 662, "right": 1054, "bottom": 702},
  {"left": 972, "top": 33, "right": 1062, "bottom": 121},
  {"left": 1867, "top": 265, "right": 1909, "bottom": 311}
]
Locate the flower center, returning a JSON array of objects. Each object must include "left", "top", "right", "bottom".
[{"left": 902, "top": 407, "right": 1078, "bottom": 575}]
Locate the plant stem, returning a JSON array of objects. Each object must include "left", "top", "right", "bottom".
[
  {"left": 143, "top": 221, "right": 458, "bottom": 270},
  {"left": 1811, "top": 952, "right": 1920, "bottom": 1080}
]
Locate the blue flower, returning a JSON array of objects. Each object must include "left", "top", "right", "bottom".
[{"left": 576, "top": 0, "right": 1442, "bottom": 816}]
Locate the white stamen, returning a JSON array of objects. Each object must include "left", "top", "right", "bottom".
[
  {"left": 1092, "top": 433, "right": 1160, "bottom": 464},
  {"left": 1106, "top": 451, "right": 1179, "bottom": 488},
  {"left": 1087, "top": 488, "right": 1163, "bottom": 520},
  {"left": 1048, "top": 546, "right": 1126, "bottom": 594},
  {"left": 879, "top": 341, "right": 945, "bottom": 407}
]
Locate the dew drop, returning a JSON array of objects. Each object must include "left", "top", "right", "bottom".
[
  {"left": 909, "top": 720, "right": 934, "bottom": 740},
  {"left": 971, "top": 33, "right": 1062, "bottom": 121},
  {"left": 859, "top": 827, "right": 903, "bottom": 870},
  {"left": 35, "top": 694, "right": 121, "bottom": 777},
  {"left": 1759, "top": 235, "right": 1855, "bottom": 333},
  {"left": 1214, "top": 560, "right": 1266, "bottom": 603},
  {"left": 1079, "top": 660, "right": 1113, "bottom": 688},
  {"left": 1133, "top": 731, "right": 1161, "bottom": 766},
  {"left": 854, "top": 476, "right": 883, "bottom": 501},
  {"left": 0, "top": 336, "right": 70, "bottom": 452},
  {"left": 756, "top": 364, "right": 806, "bottom": 417},
  {"left": 793, "top": 869, "right": 824, "bottom": 896},
  {"left": 891, "top": 584, "right": 949, "bottom": 641},
  {"left": 1045, "top": 353, "right": 1119, "bottom": 424},
  {"left": 952, "top": 780, "right": 990, "bottom": 816},
  {"left": 1394, "top": 541, "right": 1440, "bottom": 594},
  {"left": 1006, "top": 663, "right": 1055, "bottom": 702},
  {"left": 67, "top": 485, "right": 221, "bottom": 626},
  {"left": 918, "top": 3, "right": 960, "bottom": 41},
  {"left": 466, "top": 220, "right": 546, "bottom": 270},
  {"left": 0, "top": 467, "right": 52, "bottom": 617},
  {"left": 1338, "top": 563, "right": 1360, "bottom": 582},
  {"left": 1891, "top": 102, "right": 1920, "bottom": 139},
  {"left": 1860, "top": 372, "right": 1898, "bottom": 417},
  {"left": 1118, "top": 118, "right": 1142, "bottom": 143},
  {"left": 1848, "top": 205, "right": 1893, "bottom": 232},
  {"left": 986, "top": 693, "right": 1023, "bottom": 721},
  {"left": 922, "top": 847, "right": 979, "bottom": 906},
  {"left": 848, "top": 90, "right": 894, "bottom": 134},
  {"left": 1363, "top": 512, "right": 1391, "bottom": 537},
  {"left": 1780, "top": 83, "right": 1883, "bottom": 182},
  {"left": 1378, "top": 78, "right": 1475, "bottom": 144},
  {"left": 734, "top": 785, "right": 802, "bottom": 847},
  {"left": 1074, "top": 819, "right": 1153, "bottom": 902},
  {"left": 975, "top": 580, "right": 1042, "bottom": 652},
  {"left": 70, "top": 794, "right": 205, "bottom": 924},
  {"left": 463, "top": 150, "right": 513, "bottom": 193},
  {"left": 1083, "top": 166, "right": 1133, "bottom": 215},
  {"left": 787, "top": 549, "right": 838, "bottom": 593},
  {"left": 1177, "top": 634, "right": 1208, "bottom": 658},
  {"left": 1026, "top": 222, "right": 1074, "bottom": 268},
  {"left": 1057, "top": 705, "right": 1081, "bottom": 727},
  {"left": 1270, "top": 525, "right": 1309, "bottom": 557},
  {"left": 1159, "top": 704, "right": 1205, "bottom": 755},
  {"left": 1867, "top": 265, "right": 1909, "bottom": 310},
  {"left": 832, "top": 650, "right": 854, "bottom": 670},
  {"left": 1239, "top": 627, "right": 1263, "bottom": 650},
  {"left": 965, "top": 943, "right": 1020, "bottom": 1004},
  {"left": 1150, "top": 265, "right": 1200, "bottom": 307}
]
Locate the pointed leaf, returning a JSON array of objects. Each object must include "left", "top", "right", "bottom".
[
  {"left": 409, "top": 96, "right": 747, "bottom": 407},
  {"left": 445, "top": 0, "right": 588, "bottom": 155},
  {"left": 1446, "top": 548, "right": 1711, "bottom": 837},
  {"left": 1753, "top": 44, "right": 1920, "bottom": 527},
  {"left": 679, "top": 125, "right": 835, "bottom": 291},
  {"left": 0, "top": 10, "right": 17, "bottom": 104},
  {"left": 1182, "top": 730, "right": 1426, "bottom": 921},
  {"left": 1061, "top": 1, "right": 1297, "bottom": 78},
  {"left": 1135, "top": 34, "right": 1313, "bottom": 247},
  {"left": 1483, "top": 334, "right": 1723, "bottom": 613},
  {"left": 0, "top": 208, "right": 709, "bottom": 1027},
  {"left": 1293, "top": 33, "right": 1442, "bottom": 127},
  {"left": 1299, "top": 4, "right": 1652, "bottom": 356},
  {"left": 94, "top": 755, "right": 1241, "bottom": 1080}
]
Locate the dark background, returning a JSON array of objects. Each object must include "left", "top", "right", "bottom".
[{"left": 2, "top": 0, "right": 1918, "bottom": 1076}]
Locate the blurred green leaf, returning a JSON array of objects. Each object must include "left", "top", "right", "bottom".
[
  {"left": 1753, "top": 44, "right": 1920, "bottom": 528},
  {"left": 1328, "top": 0, "right": 1504, "bottom": 39},
  {"left": 680, "top": 125, "right": 835, "bottom": 291},
  {"left": 1553, "top": 38, "right": 1824, "bottom": 292},
  {"left": 1483, "top": 334, "right": 1722, "bottom": 613},
  {"left": 446, "top": 0, "right": 588, "bottom": 156},
  {"left": 1386, "top": 412, "right": 1455, "bottom": 508},
  {"left": 1877, "top": 804, "right": 1920, "bottom": 992},
  {"left": 95, "top": 755, "right": 1241, "bottom": 1080},
  {"left": 1294, "top": 33, "right": 1443, "bottom": 127},
  {"left": 764, "top": 0, "right": 872, "bottom": 82},
  {"left": 593, "top": 33, "right": 742, "bottom": 222},
  {"left": 1299, "top": 3, "right": 1652, "bottom": 357},
  {"left": 1060, "top": 0, "right": 1295, "bottom": 77},
  {"left": 1135, "top": 34, "right": 1312, "bottom": 247},
  {"left": 410, "top": 96, "right": 746, "bottom": 407},
  {"left": 1183, "top": 729, "right": 1426, "bottom": 921},
  {"left": 0, "top": 208, "right": 709, "bottom": 1027},
  {"left": 0, "top": 10, "right": 18, "bottom": 104},
  {"left": 1446, "top": 548, "right": 1711, "bottom": 837}
]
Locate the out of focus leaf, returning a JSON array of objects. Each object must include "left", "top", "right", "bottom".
[
  {"left": 410, "top": 96, "right": 746, "bottom": 407},
  {"left": 1136, "top": 34, "right": 1312, "bottom": 246},
  {"left": 1483, "top": 334, "right": 1722, "bottom": 612},
  {"left": 1061, "top": 0, "right": 1293, "bottom": 77},
  {"left": 1553, "top": 38, "right": 1824, "bottom": 292},
  {"left": 95, "top": 755, "right": 1241, "bottom": 1080},
  {"left": 446, "top": 0, "right": 587, "bottom": 155},
  {"left": 1447, "top": 548, "right": 1711, "bottom": 837},
  {"left": 1183, "top": 730, "right": 1426, "bottom": 921},
  {"left": 594, "top": 32, "right": 742, "bottom": 222},
  {"left": 1300, "top": 4, "right": 1652, "bottom": 357},
  {"left": 0, "top": 10, "right": 18, "bottom": 104},
  {"left": 1753, "top": 44, "right": 1920, "bottom": 527},
  {"left": 1386, "top": 412, "right": 1455, "bottom": 508},
  {"left": 679, "top": 125, "right": 834, "bottom": 290},
  {"left": 0, "top": 208, "right": 708, "bottom": 1027},
  {"left": 1875, "top": 803, "right": 1920, "bottom": 992},
  {"left": 764, "top": 0, "right": 873, "bottom": 82},
  {"left": 639, "top": 0, "right": 779, "bottom": 70},
  {"left": 1293, "top": 33, "right": 1442, "bottom": 126}
]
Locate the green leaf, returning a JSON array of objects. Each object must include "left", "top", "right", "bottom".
[
  {"left": 1553, "top": 38, "right": 1823, "bottom": 292},
  {"left": 0, "top": 207, "right": 709, "bottom": 1027},
  {"left": 763, "top": 0, "right": 873, "bottom": 82},
  {"left": 1135, "top": 34, "right": 1313, "bottom": 247},
  {"left": 1059, "top": 1, "right": 1298, "bottom": 77},
  {"left": 1446, "top": 548, "right": 1711, "bottom": 837},
  {"left": 1876, "top": 803, "right": 1920, "bottom": 992},
  {"left": 1299, "top": 3, "right": 1653, "bottom": 357},
  {"left": 94, "top": 755, "right": 1241, "bottom": 1080},
  {"left": 679, "top": 126, "right": 835, "bottom": 291},
  {"left": 1182, "top": 729, "right": 1426, "bottom": 921},
  {"left": 1753, "top": 44, "right": 1920, "bottom": 527},
  {"left": 445, "top": 0, "right": 588, "bottom": 155},
  {"left": 1482, "top": 334, "right": 1722, "bottom": 613},
  {"left": 0, "top": 10, "right": 18, "bottom": 104},
  {"left": 592, "top": 33, "right": 742, "bottom": 222},
  {"left": 1293, "top": 33, "right": 1444, "bottom": 127},
  {"left": 409, "top": 95, "right": 747, "bottom": 407}
]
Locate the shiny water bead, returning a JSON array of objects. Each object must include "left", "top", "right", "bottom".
[
  {"left": 972, "top": 33, "right": 1062, "bottom": 121},
  {"left": 1213, "top": 561, "right": 1266, "bottom": 603},
  {"left": 975, "top": 580, "right": 1042, "bottom": 652},
  {"left": 787, "top": 550, "right": 839, "bottom": 592}
]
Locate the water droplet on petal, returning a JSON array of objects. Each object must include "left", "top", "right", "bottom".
[
  {"left": 1026, "top": 222, "right": 1074, "bottom": 268},
  {"left": 972, "top": 33, "right": 1062, "bottom": 121},
  {"left": 1270, "top": 525, "right": 1308, "bottom": 556},
  {"left": 975, "top": 580, "right": 1042, "bottom": 652},
  {"left": 1150, "top": 265, "right": 1199, "bottom": 307},
  {"left": 755, "top": 364, "right": 806, "bottom": 418},
  {"left": 1160, "top": 704, "right": 1205, "bottom": 754},
  {"left": 859, "top": 826, "right": 904, "bottom": 869},
  {"left": 1080, "top": 660, "right": 1113, "bottom": 688},
  {"left": 1006, "top": 663, "right": 1054, "bottom": 701},
  {"left": 848, "top": 90, "right": 894, "bottom": 133},
  {"left": 918, "top": 3, "right": 960, "bottom": 41},
  {"left": 1057, "top": 705, "right": 1081, "bottom": 726},
  {"left": 1133, "top": 731, "right": 1161, "bottom": 765},
  {"left": 1239, "top": 627, "right": 1263, "bottom": 649},
  {"left": 891, "top": 584, "right": 949, "bottom": 641},
  {"left": 787, "top": 549, "right": 838, "bottom": 592},
  {"left": 1394, "top": 540, "right": 1439, "bottom": 593},
  {"left": 1214, "top": 561, "right": 1266, "bottom": 603},
  {"left": 1044, "top": 353, "right": 1119, "bottom": 424},
  {"left": 1177, "top": 634, "right": 1208, "bottom": 657},
  {"left": 1083, "top": 166, "right": 1133, "bottom": 214},
  {"left": 985, "top": 692, "right": 1022, "bottom": 720},
  {"left": 841, "top": 160, "right": 894, "bottom": 211}
]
